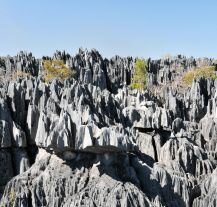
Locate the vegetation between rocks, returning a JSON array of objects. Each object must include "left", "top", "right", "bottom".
[
  {"left": 131, "top": 59, "right": 148, "bottom": 91},
  {"left": 182, "top": 66, "right": 217, "bottom": 86},
  {"left": 12, "top": 70, "right": 31, "bottom": 79},
  {"left": 9, "top": 189, "right": 16, "bottom": 207},
  {"left": 43, "top": 59, "right": 75, "bottom": 82}
]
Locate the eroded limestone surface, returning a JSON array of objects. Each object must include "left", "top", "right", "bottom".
[{"left": 0, "top": 50, "right": 216, "bottom": 207}]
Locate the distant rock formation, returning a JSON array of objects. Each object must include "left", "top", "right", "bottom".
[{"left": 0, "top": 49, "right": 216, "bottom": 207}]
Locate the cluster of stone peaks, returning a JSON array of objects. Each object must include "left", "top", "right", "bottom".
[{"left": 0, "top": 49, "right": 216, "bottom": 207}]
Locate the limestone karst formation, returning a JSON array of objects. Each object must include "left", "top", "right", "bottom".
[{"left": 0, "top": 49, "right": 216, "bottom": 207}]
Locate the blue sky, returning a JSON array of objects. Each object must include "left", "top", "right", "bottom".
[{"left": 0, "top": 0, "right": 217, "bottom": 58}]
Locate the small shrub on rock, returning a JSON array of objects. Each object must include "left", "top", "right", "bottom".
[
  {"left": 43, "top": 60, "right": 75, "bottom": 82},
  {"left": 182, "top": 66, "right": 217, "bottom": 86}
]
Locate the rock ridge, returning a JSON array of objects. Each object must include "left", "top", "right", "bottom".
[{"left": 0, "top": 49, "right": 216, "bottom": 207}]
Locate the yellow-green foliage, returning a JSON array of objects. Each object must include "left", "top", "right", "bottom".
[
  {"left": 9, "top": 189, "right": 16, "bottom": 207},
  {"left": 131, "top": 59, "right": 148, "bottom": 91},
  {"left": 182, "top": 66, "right": 217, "bottom": 86},
  {"left": 43, "top": 60, "right": 75, "bottom": 82}
]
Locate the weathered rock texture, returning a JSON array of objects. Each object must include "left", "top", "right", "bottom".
[{"left": 0, "top": 49, "right": 216, "bottom": 207}]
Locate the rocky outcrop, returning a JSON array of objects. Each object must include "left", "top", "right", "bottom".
[
  {"left": 0, "top": 49, "right": 216, "bottom": 207},
  {"left": 1, "top": 149, "right": 152, "bottom": 207}
]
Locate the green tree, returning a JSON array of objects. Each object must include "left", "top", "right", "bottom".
[{"left": 131, "top": 59, "right": 148, "bottom": 91}]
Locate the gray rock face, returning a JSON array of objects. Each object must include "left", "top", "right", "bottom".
[
  {"left": 0, "top": 120, "right": 12, "bottom": 148},
  {"left": 1, "top": 149, "right": 152, "bottom": 207},
  {"left": 0, "top": 150, "right": 14, "bottom": 198},
  {"left": 0, "top": 49, "right": 216, "bottom": 207}
]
